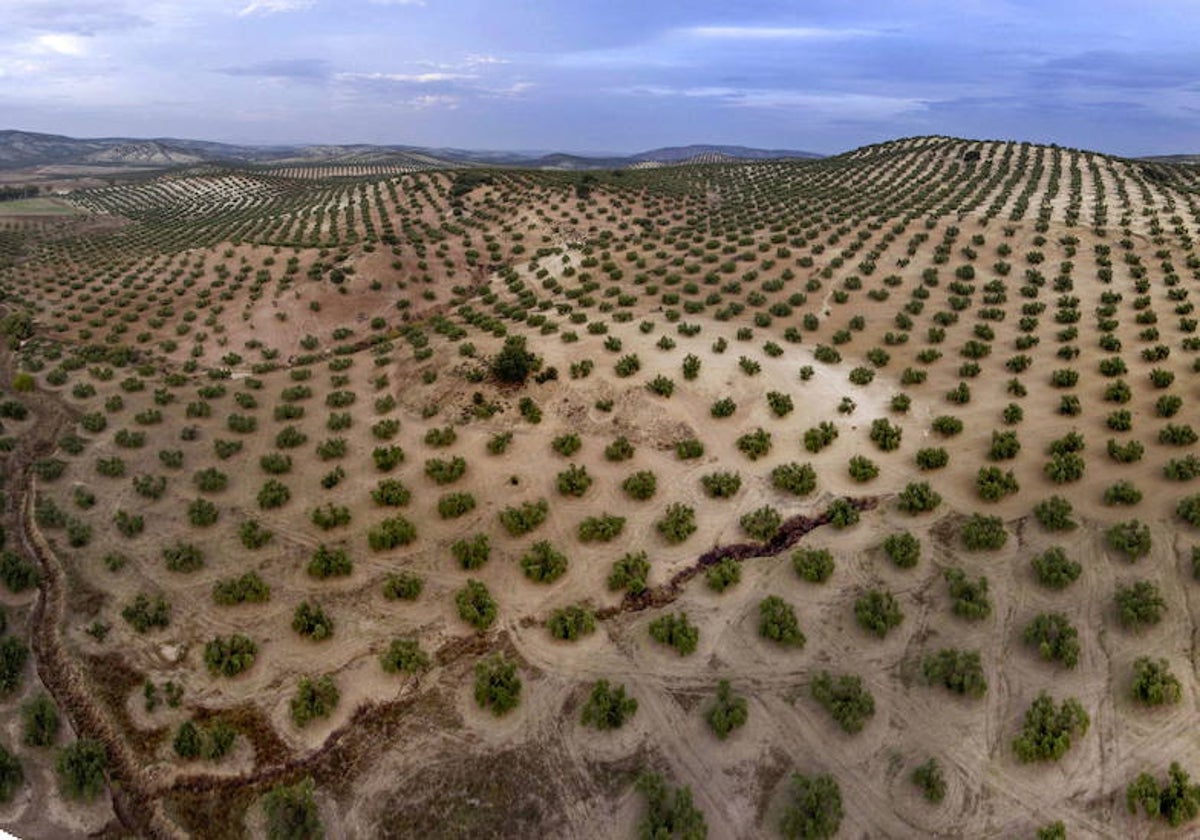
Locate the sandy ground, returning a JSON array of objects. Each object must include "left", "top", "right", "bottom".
[{"left": 8, "top": 138, "right": 1200, "bottom": 837}]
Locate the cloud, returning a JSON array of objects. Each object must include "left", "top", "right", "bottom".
[
  {"left": 682, "top": 25, "right": 881, "bottom": 41},
  {"left": 621, "top": 84, "right": 925, "bottom": 120},
  {"left": 34, "top": 33, "right": 89, "bottom": 56},
  {"left": 220, "top": 58, "right": 330, "bottom": 81},
  {"left": 237, "top": 0, "right": 314, "bottom": 17},
  {"left": 4, "top": 1, "right": 147, "bottom": 34},
  {"left": 336, "top": 71, "right": 475, "bottom": 84}
]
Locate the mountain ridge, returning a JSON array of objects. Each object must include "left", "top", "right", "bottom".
[{"left": 0, "top": 129, "right": 821, "bottom": 172}]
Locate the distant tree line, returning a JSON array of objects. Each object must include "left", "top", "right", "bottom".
[{"left": 0, "top": 186, "right": 40, "bottom": 203}]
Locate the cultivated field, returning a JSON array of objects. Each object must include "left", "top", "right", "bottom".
[{"left": 0, "top": 137, "right": 1199, "bottom": 837}]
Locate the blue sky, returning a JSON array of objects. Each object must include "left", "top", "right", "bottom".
[{"left": 2, "top": 0, "right": 1198, "bottom": 155}]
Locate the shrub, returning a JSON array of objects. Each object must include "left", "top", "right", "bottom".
[
  {"left": 121, "top": 593, "right": 170, "bottom": 633},
  {"left": 578, "top": 513, "right": 625, "bottom": 542},
  {"left": 556, "top": 463, "right": 592, "bottom": 497},
  {"left": 424, "top": 455, "right": 466, "bottom": 484},
  {"left": 423, "top": 426, "right": 457, "bottom": 448},
  {"left": 622, "top": 470, "right": 657, "bottom": 500},
  {"left": 371, "top": 478, "right": 411, "bottom": 507},
  {"left": 854, "top": 589, "right": 904, "bottom": 638},
  {"left": 656, "top": 503, "right": 697, "bottom": 544},
  {"left": 883, "top": 532, "right": 920, "bottom": 568},
  {"left": 648, "top": 612, "right": 699, "bottom": 656},
  {"left": 976, "top": 466, "right": 1019, "bottom": 502},
  {"left": 912, "top": 759, "right": 946, "bottom": 804},
  {"left": 292, "top": 601, "right": 334, "bottom": 641},
  {"left": 56, "top": 739, "right": 107, "bottom": 801},
  {"left": 520, "top": 541, "right": 568, "bottom": 583},
  {"left": 758, "top": 596, "right": 804, "bottom": 647},
  {"left": 259, "top": 452, "right": 292, "bottom": 474},
  {"left": 1105, "top": 480, "right": 1143, "bottom": 506},
  {"left": 1116, "top": 581, "right": 1166, "bottom": 629},
  {"left": 827, "top": 498, "right": 860, "bottom": 529},
  {"left": 213, "top": 572, "right": 270, "bottom": 606},
  {"left": 1107, "top": 520, "right": 1152, "bottom": 560},
  {"left": 847, "top": 455, "right": 879, "bottom": 482},
  {"left": 491, "top": 335, "right": 538, "bottom": 384},
  {"left": 581, "top": 680, "right": 637, "bottom": 730},
  {"left": 869, "top": 418, "right": 902, "bottom": 451},
  {"left": 163, "top": 541, "right": 204, "bottom": 573},
  {"left": 239, "top": 519, "right": 273, "bottom": 550},
  {"left": 915, "top": 448, "right": 949, "bottom": 470},
  {"left": 701, "top": 471, "right": 742, "bottom": 499},
  {"left": 771, "top": 462, "right": 817, "bottom": 496},
  {"left": 22, "top": 693, "right": 60, "bottom": 748},
  {"left": 923, "top": 648, "right": 987, "bottom": 697},
  {"left": 0, "top": 551, "right": 38, "bottom": 592},
  {"left": 740, "top": 505, "right": 782, "bottom": 541},
  {"left": 1165, "top": 456, "right": 1200, "bottom": 481},
  {"left": 262, "top": 778, "right": 322, "bottom": 840},
  {"left": 1034, "top": 496, "right": 1076, "bottom": 531},
  {"left": 608, "top": 551, "right": 650, "bottom": 594},
  {"left": 931, "top": 415, "right": 963, "bottom": 436},
  {"left": 451, "top": 534, "right": 490, "bottom": 570},
  {"left": 290, "top": 675, "right": 339, "bottom": 727},
  {"left": 371, "top": 445, "right": 405, "bottom": 472},
  {"left": 367, "top": 516, "right": 417, "bottom": 551},
  {"left": 456, "top": 579, "right": 497, "bottom": 630},
  {"left": 1012, "top": 692, "right": 1089, "bottom": 762},
  {"left": 437, "top": 492, "right": 476, "bottom": 520},
  {"left": 551, "top": 433, "right": 582, "bottom": 457},
  {"left": 1108, "top": 438, "right": 1144, "bottom": 464},
  {"left": 1023, "top": 612, "right": 1080, "bottom": 668},
  {"left": 380, "top": 638, "right": 429, "bottom": 674},
  {"left": 897, "top": 481, "right": 942, "bottom": 514},
  {"left": 944, "top": 568, "right": 992, "bottom": 619},
  {"left": 1126, "top": 762, "right": 1200, "bottom": 827},
  {"left": 705, "top": 557, "right": 741, "bottom": 593},
  {"left": 604, "top": 436, "right": 635, "bottom": 461},
  {"left": 780, "top": 772, "right": 842, "bottom": 840},
  {"left": 767, "top": 391, "right": 795, "bottom": 417},
  {"left": 474, "top": 654, "right": 521, "bottom": 715},
  {"left": 803, "top": 422, "right": 838, "bottom": 453},
  {"left": 381, "top": 571, "right": 423, "bottom": 601},
  {"left": 307, "top": 544, "right": 351, "bottom": 579},
  {"left": 547, "top": 604, "right": 596, "bottom": 641},
  {"left": 0, "top": 637, "right": 27, "bottom": 695},
  {"left": 961, "top": 514, "right": 1007, "bottom": 551},
  {"left": 810, "top": 671, "right": 875, "bottom": 733},
  {"left": 309, "top": 503, "right": 350, "bottom": 530},
  {"left": 636, "top": 771, "right": 708, "bottom": 840},
  {"left": 1131, "top": 657, "right": 1182, "bottom": 706},
  {"left": 736, "top": 427, "right": 772, "bottom": 460},
  {"left": 499, "top": 498, "right": 549, "bottom": 536},
  {"left": 257, "top": 479, "right": 291, "bottom": 509},
  {"left": 203, "top": 634, "right": 257, "bottom": 677},
  {"left": 706, "top": 680, "right": 748, "bottom": 739},
  {"left": 989, "top": 430, "right": 1021, "bottom": 460},
  {"left": 793, "top": 548, "right": 834, "bottom": 583},
  {"left": 1032, "top": 547, "right": 1081, "bottom": 589}
]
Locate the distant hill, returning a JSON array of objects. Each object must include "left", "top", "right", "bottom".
[{"left": 0, "top": 129, "right": 821, "bottom": 172}]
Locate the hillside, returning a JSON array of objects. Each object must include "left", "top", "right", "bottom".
[
  {"left": 0, "top": 129, "right": 819, "bottom": 175},
  {"left": 0, "top": 136, "right": 1199, "bottom": 837}
]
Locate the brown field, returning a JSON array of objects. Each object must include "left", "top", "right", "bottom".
[{"left": 0, "top": 137, "right": 1199, "bottom": 837}]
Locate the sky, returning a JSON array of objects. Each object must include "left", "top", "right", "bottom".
[{"left": 2, "top": 0, "right": 1199, "bottom": 156}]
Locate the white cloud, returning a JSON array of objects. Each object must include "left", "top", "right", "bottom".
[
  {"left": 237, "top": 0, "right": 314, "bottom": 17},
  {"left": 336, "top": 71, "right": 474, "bottom": 83},
  {"left": 621, "top": 84, "right": 925, "bottom": 119},
  {"left": 683, "top": 25, "right": 880, "bottom": 40},
  {"left": 34, "top": 33, "right": 89, "bottom": 56}
]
